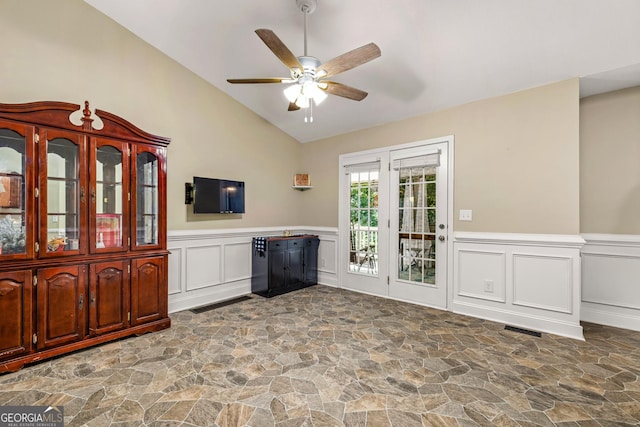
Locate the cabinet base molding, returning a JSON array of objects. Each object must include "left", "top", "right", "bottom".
[{"left": 0, "top": 317, "right": 170, "bottom": 374}]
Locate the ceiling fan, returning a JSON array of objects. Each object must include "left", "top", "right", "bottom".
[{"left": 227, "top": 0, "right": 381, "bottom": 122}]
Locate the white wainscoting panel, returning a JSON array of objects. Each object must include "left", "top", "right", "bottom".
[
  {"left": 167, "top": 227, "right": 338, "bottom": 313},
  {"left": 318, "top": 236, "right": 338, "bottom": 287},
  {"left": 456, "top": 249, "right": 506, "bottom": 303},
  {"left": 186, "top": 245, "right": 222, "bottom": 291},
  {"left": 167, "top": 247, "right": 182, "bottom": 295},
  {"left": 581, "top": 234, "right": 640, "bottom": 332},
  {"left": 224, "top": 242, "right": 252, "bottom": 283},
  {"left": 453, "top": 232, "right": 584, "bottom": 340},
  {"left": 513, "top": 254, "right": 573, "bottom": 314}
]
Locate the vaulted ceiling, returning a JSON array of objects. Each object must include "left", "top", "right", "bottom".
[{"left": 84, "top": 0, "right": 640, "bottom": 143}]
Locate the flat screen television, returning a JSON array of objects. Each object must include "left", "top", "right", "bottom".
[{"left": 192, "top": 176, "right": 245, "bottom": 214}]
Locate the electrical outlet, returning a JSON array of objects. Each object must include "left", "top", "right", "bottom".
[
  {"left": 321, "top": 258, "right": 326, "bottom": 268},
  {"left": 484, "top": 280, "right": 494, "bottom": 293},
  {"left": 459, "top": 209, "right": 473, "bottom": 221}
]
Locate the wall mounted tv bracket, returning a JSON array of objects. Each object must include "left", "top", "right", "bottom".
[{"left": 184, "top": 182, "right": 194, "bottom": 204}]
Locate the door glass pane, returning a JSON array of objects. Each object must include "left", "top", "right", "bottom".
[
  {"left": 136, "top": 152, "right": 158, "bottom": 246},
  {"left": 96, "top": 145, "right": 123, "bottom": 248},
  {"left": 47, "top": 138, "right": 79, "bottom": 252},
  {"left": 349, "top": 168, "right": 379, "bottom": 275},
  {"left": 0, "top": 129, "right": 26, "bottom": 255},
  {"left": 398, "top": 165, "right": 436, "bottom": 284}
]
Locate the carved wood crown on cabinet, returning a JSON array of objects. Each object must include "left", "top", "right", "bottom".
[{"left": 0, "top": 100, "right": 171, "bottom": 373}]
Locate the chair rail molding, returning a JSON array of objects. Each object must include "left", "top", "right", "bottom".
[
  {"left": 167, "top": 226, "right": 338, "bottom": 313},
  {"left": 581, "top": 233, "right": 640, "bottom": 332},
  {"left": 453, "top": 232, "right": 585, "bottom": 340}
]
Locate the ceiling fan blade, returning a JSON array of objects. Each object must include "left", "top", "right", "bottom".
[
  {"left": 288, "top": 102, "right": 300, "bottom": 111},
  {"left": 317, "top": 43, "right": 381, "bottom": 77},
  {"left": 322, "top": 81, "right": 368, "bottom": 101},
  {"left": 227, "top": 78, "right": 288, "bottom": 84},
  {"left": 255, "top": 29, "right": 303, "bottom": 71}
]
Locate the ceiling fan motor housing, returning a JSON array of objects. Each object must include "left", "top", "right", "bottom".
[{"left": 298, "top": 56, "right": 321, "bottom": 74}]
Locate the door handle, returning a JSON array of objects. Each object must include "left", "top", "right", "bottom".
[{"left": 438, "top": 235, "right": 446, "bottom": 242}]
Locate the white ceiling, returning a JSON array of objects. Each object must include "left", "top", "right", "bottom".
[{"left": 84, "top": 0, "right": 640, "bottom": 143}]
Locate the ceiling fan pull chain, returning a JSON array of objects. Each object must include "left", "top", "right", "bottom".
[{"left": 305, "top": 102, "right": 313, "bottom": 123}]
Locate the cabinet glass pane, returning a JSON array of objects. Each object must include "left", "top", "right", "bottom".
[
  {"left": 0, "top": 129, "right": 26, "bottom": 255},
  {"left": 136, "top": 152, "right": 158, "bottom": 246},
  {"left": 96, "top": 145, "right": 123, "bottom": 248},
  {"left": 47, "top": 138, "right": 79, "bottom": 252}
]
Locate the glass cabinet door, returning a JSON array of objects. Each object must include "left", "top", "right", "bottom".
[
  {"left": 131, "top": 145, "right": 166, "bottom": 251},
  {"left": 0, "top": 122, "right": 34, "bottom": 259},
  {"left": 90, "top": 139, "right": 129, "bottom": 253},
  {"left": 39, "top": 129, "right": 86, "bottom": 257}
]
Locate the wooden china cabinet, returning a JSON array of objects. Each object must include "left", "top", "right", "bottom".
[{"left": 0, "top": 101, "right": 170, "bottom": 372}]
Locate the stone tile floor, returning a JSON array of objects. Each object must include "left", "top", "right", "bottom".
[{"left": 1, "top": 285, "right": 639, "bottom": 426}]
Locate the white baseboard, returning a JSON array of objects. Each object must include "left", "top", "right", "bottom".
[
  {"left": 581, "top": 302, "right": 640, "bottom": 332},
  {"left": 169, "top": 281, "right": 251, "bottom": 313},
  {"left": 452, "top": 300, "right": 585, "bottom": 340}
]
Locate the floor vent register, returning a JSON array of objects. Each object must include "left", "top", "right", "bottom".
[
  {"left": 191, "top": 296, "right": 252, "bottom": 314},
  {"left": 504, "top": 325, "right": 542, "bottom": 337}
]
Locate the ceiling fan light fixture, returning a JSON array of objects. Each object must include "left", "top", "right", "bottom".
[
  {"left": 311, "top": 85, "right": 328, "bottom": 104},
  {"left": 284, "top": 84, "right": 302, "bottom": 103},
  {"left": 295, "top": 94, "right": 310, "bottom": 109}
]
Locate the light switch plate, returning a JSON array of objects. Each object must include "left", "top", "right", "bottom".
[{"left": 459, "top": 209, "right": 473, "bottom": 221}]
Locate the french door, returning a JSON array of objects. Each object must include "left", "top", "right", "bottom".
[
  {"left": 340, "top": 155, "right": 389, "bottom": 296},
  {"left": 339, "top": 138, "right": 451, "bottom": 309}
]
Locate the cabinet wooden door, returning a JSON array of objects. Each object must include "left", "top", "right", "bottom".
[
  {"left": 89, "top": 260, "right": 130, "bottom": 336},
  {"left": 37, "top": 265, "right": 87, "bottom": 349},
  {"left": 131, "top": 145, "right": 166, "bottom": 252},
  {"left": 268, "top": 244, "right": 288, "bottom": 293},
  {"left": 38, "top": 128, "right": 87, "bottom": 258},
  {"left": 89, "top": 138, "right": 130, "bottom": 254},
  {"left": 131, "top": 256, "right": 166, "bottom": 325},
  {"left": 287, "top": 241, "right": 304, "bottom": 288},
  {"left": 303, "top": 237, "right": 319, "bottom": 286},
  {"left": 0, "top": 121, "right": 35, "bottom": 261},
  {"left": 0, "top": 270, "right": 33, "bottom": 360}
]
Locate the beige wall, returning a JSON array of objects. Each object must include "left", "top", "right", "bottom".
[
  {"left": 2, "top": 1, "right": 582, "bottom": 235},
  {"left": 580, "top": 86, "right": 640, "bottom": 234},
  {"left": 0, "top": 0, "right": 302, "bottom": 231},
  {"left": 301, "top": 79, "right": 581, "bottom": 234}
]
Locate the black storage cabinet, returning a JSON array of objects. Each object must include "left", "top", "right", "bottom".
[{"left": 252, "top": 235, "right": 320, "bottom": 297}]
